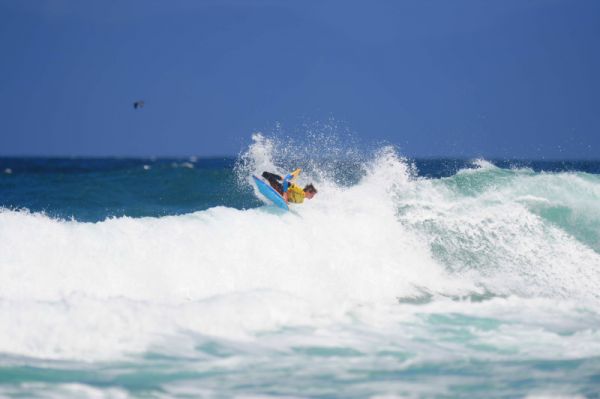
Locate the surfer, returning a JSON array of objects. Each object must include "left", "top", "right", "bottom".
[{"left": 262, "top": 171, "right": 317, "bottom": 204}]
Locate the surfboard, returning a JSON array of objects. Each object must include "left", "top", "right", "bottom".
[{"left": 252, "top": 175, "right": 289, "bottom": 211}]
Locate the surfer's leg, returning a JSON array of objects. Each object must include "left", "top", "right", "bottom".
[
  {"left": 262, "top": 172, "right": 284, "bottom": 195},
  {"left": 262, "top": 171, "right": 282, "bottom": 181}
]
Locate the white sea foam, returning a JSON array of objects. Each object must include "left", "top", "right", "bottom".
[{"left": 1, "top": 135, "right": 600, "bottom": 361}]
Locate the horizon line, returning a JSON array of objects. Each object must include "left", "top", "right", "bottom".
[{"left": 1, "top": 155, "right": 600, "bottom": 162}]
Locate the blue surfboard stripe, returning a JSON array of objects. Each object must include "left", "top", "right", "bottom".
[{"left": 252, "top": 175, "right": 289, "bottom": 211}]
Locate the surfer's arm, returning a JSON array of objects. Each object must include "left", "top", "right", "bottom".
[
  {"left": 281, "top": 169, "right": 300, "bottom": 203},
  {"left": 282, "top": 174, "right": 292, "bottom": 194}
]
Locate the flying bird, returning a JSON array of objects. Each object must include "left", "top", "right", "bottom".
[{"left": 133, "top": 100, "right": 145, "bottom": 110}]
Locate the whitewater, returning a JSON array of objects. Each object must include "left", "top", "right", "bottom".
[{"left": 1, "top": 134, "right": 600, "bottom": 398}]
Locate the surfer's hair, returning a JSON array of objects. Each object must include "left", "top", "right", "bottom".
[{"left": 304, "top": 184, "right": 317, "bottom": 194}]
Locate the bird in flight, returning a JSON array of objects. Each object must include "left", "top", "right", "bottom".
[{"left": 133, "top": 100, "right": 145, "bottom": 110}]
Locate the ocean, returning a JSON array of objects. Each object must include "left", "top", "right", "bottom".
[{"left": 1, "top": 134, "right": 600, "bottom": 398}]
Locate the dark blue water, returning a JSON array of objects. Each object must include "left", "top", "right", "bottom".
[
  {"left": 0, "top": 158, "right": 257, "bottom": 221},
  {"left": 2, "top": 157, "right": 599, "bottom": 222}
]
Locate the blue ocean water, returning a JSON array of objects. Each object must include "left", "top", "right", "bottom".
[
  {"left": 2, "top": 157, "right": 599, "bottom": 221},
  {"left": 1, "top": 136, "right": 600, "bottom": 398}
]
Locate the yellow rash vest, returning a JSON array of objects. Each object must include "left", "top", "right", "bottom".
[{"left": 286, "top": 184, "right": 305, "bottom": 203}]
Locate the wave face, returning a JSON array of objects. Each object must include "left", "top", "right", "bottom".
[{"left": 1, "top": 135, "right": 600, "bottom": 397}]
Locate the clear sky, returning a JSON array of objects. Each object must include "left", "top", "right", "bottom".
[{"left": 1, "top": 0, "right": 599, "bottom": 158}]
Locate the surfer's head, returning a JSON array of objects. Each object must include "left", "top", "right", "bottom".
[{"left": 303, "top": 184, "right": 317, "bottom": 199}]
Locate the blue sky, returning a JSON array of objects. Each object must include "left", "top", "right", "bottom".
[{"left": 1, "top": 0, "right": 599, "bottom": 158}]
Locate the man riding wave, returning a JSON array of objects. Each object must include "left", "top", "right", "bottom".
[{"left": 261, "top": 170, "right": 317, "bottom": 204}]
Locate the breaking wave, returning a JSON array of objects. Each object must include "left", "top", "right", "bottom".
[{"left": 1, "top": 133, "right": 599, "bottom": 360}]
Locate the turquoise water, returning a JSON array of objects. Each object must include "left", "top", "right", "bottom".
[{"left": 1, "top": 136, "right": 600, "bottom": 398}]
